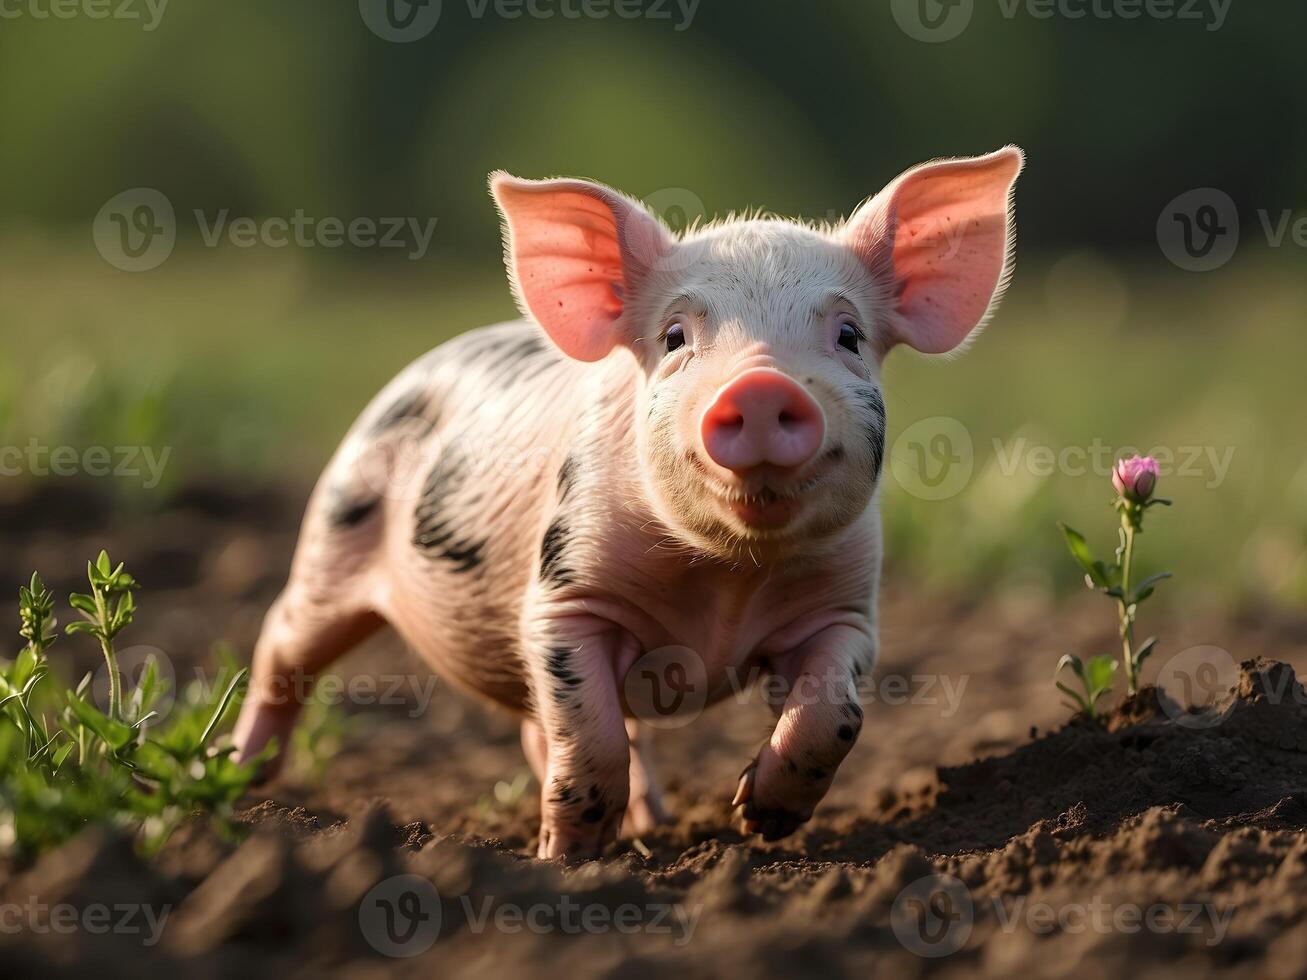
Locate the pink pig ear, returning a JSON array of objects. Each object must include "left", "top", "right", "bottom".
[
  {"left": 490, "top": 172, "right": 673, "bottom": 362},
  {"left": 842, "top": 147, "right": 1024, "bottom": 355}
]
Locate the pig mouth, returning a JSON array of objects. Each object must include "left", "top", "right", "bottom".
[
  {"left": 723, "top": 493, "right": 806, "bottom": 531},
  {"left": 696, "top": 451, "right": 838, "bottom": 532},
  {"left": 713, "top": 476, "right": 824, "bottom": 507}
]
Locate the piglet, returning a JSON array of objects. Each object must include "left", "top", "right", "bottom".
[{"left": 233, "top": 147, "right": 1025, "bottom": 858}]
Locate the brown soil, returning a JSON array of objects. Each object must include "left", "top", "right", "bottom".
[{"left": 3, "top": 480, "right": 1307, "bottom": 979}]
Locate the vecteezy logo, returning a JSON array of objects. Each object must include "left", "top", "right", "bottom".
[
  {"left": 93, "top": 189, "right": 176, "bottom": 272},
  {"left": 1155, "top": 644, "right": 1240, "bottom": 729},
  {"left": 359, "top": 875, "right": 441, "bottom": 957},
  {"left": 358, "top": 0, "right": 442, "bottom": 42},
  {"left": 640, "top": 187, "right": 707, "bottom": 274},
  {"left": 353, "top": 419, "right": 443, "bottom": 503},
  {"left": 641, "top": 187, "right": 706, "bottom": 236},
  {"left": 623, "top": 645, "right": 709, "bottom": 730},
  {"left": 891, "top": 874, "right": 974, "bottom": 957},
  {"left": 891, "top": 0, "right": 974, "bottom": 43},
  {"left": 889, "top": 416, "right": 975, "bottom": 501},
  {"left": 1157, "top": 188, "right": 1240, "bottom": 272}
]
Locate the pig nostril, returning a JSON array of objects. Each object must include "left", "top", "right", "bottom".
[{"left": 701, "top": 369, "right": 825, "bottom": 472}]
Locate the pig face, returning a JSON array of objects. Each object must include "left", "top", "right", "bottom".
[
  {"left": 624, "top": 222, "right": 890, "bottom": 553},
  {"left": 492, "top": 148, "right": 1023, "bottom": 557}
]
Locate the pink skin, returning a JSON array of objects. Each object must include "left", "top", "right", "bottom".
[
  {"left": 233, "top": 147, "right": 1024, "bottom": 859},
  {"left": 701, "top": 369, "right": 826, "bottom": 472}
]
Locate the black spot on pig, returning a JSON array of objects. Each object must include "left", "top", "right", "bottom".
[
  {"left": 556, "top": 455, "right": 577, "bottom": 501},
  {"left": 486, "top": 331, "right": 560, "bottom": 387},
  {"left": 412, "top": 449, "right": 487, "bottom": 573},
  {"left": 581, "top": 802, "right": 606, "bottom": 823},
  {"left": 550, "top": 783, "right": 579, "bottom": 805},
  {"left": 552, "top": 688, "right": 577, "bottom": 707},
  {"left": 837, "top": 724, "right": 857, "bottom": 742},
  {"left": 854, "top": 386, "right": 886, "bottom": 477},
  {"left": 370, "top": 385, "right": 435, "bottom": 437},
  {"left": 546, "top": 648, "right": 582, "bottom": 687},
  {"left": 509, "top": 332, "right": 549, "bottom": 361},
  {"left": 328, "top": 495, "right": 380, "bottom": 529},
  {"left": 539, "top": 517, "right": 574, "bottom": 586}
]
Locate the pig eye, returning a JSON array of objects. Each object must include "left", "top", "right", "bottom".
[
  {"left": 838, "top": 321, "right": 863, "bottom": 355},
  {"left": 665, "top": 323, "right": 686, "bottom": 353}
]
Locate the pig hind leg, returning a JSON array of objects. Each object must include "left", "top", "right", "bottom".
[{"left": 234, "top": 511, "right": 385, "bottom": 773}]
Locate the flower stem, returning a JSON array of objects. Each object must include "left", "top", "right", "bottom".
[{"left": 1119, "top": 512, "right": 1138, "bottom": 693}]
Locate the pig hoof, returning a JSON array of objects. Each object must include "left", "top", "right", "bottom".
[
  {"left": 739, "top": 802, "right": 809, "bottom": 842},
  {"left": 733, "top": 759, "right": 811, "bottom": 841},
  {"left": 536, "top": 812, "right": 624, "bottom": 861},
  {"left": 535, "top": 834, "right": 603, "bottom": 862},
  {"left": 731, "top": 763, "right": 757, "bottom": 807}
]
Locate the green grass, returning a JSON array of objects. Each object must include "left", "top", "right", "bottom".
[
  {"left": 1, "top": 553, "right": 349, "bottom": 858},
  {"left": 1, "top": 557, "right": 262, "bottom": 858},
  {"left": 2, "top": 237, "right": 1305, "bottom": 610}
]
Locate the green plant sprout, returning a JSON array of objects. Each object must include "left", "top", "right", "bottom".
[
  {"left": 65, "top": 551, "right": 138, "bottom": 722},
  {"left": 1, "top": 556, "right": 275, "bottom": 859},
  {"left": 1055, "top": 653, "right": 1118, "bottom": 718}
]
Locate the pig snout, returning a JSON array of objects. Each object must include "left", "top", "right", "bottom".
[{"left": 700, "top": 369, "right": 825, "bottom": 473}]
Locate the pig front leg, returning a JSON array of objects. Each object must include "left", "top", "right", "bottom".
[
  {"left": 734, "top": 623, "right": 874, "bottom": 841},
  {"left": 523, "top": 610, "right": 633, "bottom": 860},
  {"left": 520, "top": 717, "right": 668, "bottom": 838}
]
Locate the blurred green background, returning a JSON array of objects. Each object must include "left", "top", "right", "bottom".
[{"left": 1, "top": 0, "right": 1305, "bottom": 609}]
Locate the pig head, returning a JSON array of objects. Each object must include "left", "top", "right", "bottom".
[{"left": 492, "top": 146, "right": 1024, "bottom": 559}]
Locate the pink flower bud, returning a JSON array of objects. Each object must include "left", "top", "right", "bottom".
[{"left": 1113, "top": 455, "right": 1159, "bottom": 503}]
